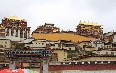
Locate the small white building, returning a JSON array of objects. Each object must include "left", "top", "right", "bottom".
[
  {"left": 47, "top": 41, "right": 60, "bottom": 49},
  {"left": 48, "top": 40, "right": 76, "bottom": 50},
  {"left": 91, "top": 39, "right": 104, "bottom": 50},
  {"left": 25, "top": 39, "right": 47, "bottom": 49},
  {"left": 78, "top": 41, "right": 92, "bottom": 48},
  {"left": 62, "top": 42, "right": 76, "bottom": 50},
  {"left": 52, "top": 49, "right": 67, "bottom": 62},
  {"left": 25, "top": 40, "right": 76, "bottom": 50}
]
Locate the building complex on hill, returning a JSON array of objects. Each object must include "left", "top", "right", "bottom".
[
  {"left": 32, "top": 23, "right": 60, "bottom": 33},
  {"left": 1, "top": 16, "right": 116, "bottom": 65},
  {"left": 76, "top": 21, "right": 103, "bottom": 38}
]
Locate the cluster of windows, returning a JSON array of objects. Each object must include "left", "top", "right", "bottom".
[
  {"left": 35, "top": 42, "right": 44, "bottom": 45},
  {"left": 64, "top": 44, "right": 74, "bottom": 47}
]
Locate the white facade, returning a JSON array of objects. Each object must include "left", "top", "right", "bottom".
[
  {"left": 113, "top": 35, "right": 116, "bottom": 42},
  {"left": 62, "top": 43, "right": 76, "bottom": 50},
  {"left": 32, "top": 40, "right": 47, "bottom": 48},
  {"left": 25, "top": 40, "right": 76, "bottom": 50},
  {"left": 5, "top": 28, "right": 30, "bottom": 41},
  {"left": 25, "top": 39, "right": 47, "bottom": 49}
]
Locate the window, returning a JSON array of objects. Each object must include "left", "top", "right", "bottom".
[
  {"left": 95, "top": 44, "right": 97, "bottom": 47},
  {"left": 109, "top": 46, "right": 111, "bottom": 48},
  {"left": 4, "top": 45, "right": 6, "bottom": 47},
  {"left": 106, "top": 52, "right": 108, "bottom": 55},
  {"left": 51, "top": 44, "right": 55, "bottom": 46},
  {"left": 6, "top": 28, "right": 9, "bottom": 36},
  {"left": 20, "top": 30, "right": 23, "bottom": 38},
  {"left": 69, "top": 48, "right": 71, "bottom": 50},
  {"left": 15, "top": 30, "right": 18, "bottom": 37},
  {"left": 107, "top": 46, "right": 108, "bottom": 48},
  {"left": 111, "top": 52, "right": 114, "bottom": 55},
  {"left": 11, "top": 30, "right": 14, "bottom": 36},
  {"left": 24, "top": 31, "right": 27, "bottom": 38}
]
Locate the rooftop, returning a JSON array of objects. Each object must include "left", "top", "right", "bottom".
[
  {"left": 78, "top": 57, "right": 116, "bottom": 61},
  {"left": 79, "top": 21, "right": 102, "bottom": 26},
  {"left": 3, "top": 16, "right": 26, "bottom": 21}
]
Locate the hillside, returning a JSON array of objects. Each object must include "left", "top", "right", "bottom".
[{"left": 32, "top": 33, "right": 96, "bottom": 43}]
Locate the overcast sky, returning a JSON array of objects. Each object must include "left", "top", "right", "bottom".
[{"left": 0, "top": 0, "right": 116, "bottom": 33}]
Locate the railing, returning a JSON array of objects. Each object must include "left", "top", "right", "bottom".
[{"left": 49, "top": 61, "right": 116, "bottom": 65}]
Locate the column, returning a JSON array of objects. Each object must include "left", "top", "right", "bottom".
[
  {"left": 42, "top": 60, "right": 48, "bottom": 73},
  {"left": 9, "top": 60, "right": 16, "bottom": 70},
  {"left": 27, "top": 30, "right": 28, "bottom": 39},
  {"left": 40, "top": 62, "right": 43, "bottom": 73},
  {"left": 13, "top": 29, "right": 16, "bottom": 37},
  {"left": 23, "top": 30, "right": 24, "bottom": 38},
  {"left": 18, "top": 30, "right": 20, "bottom": 38},
  {"left": 5, "top": 28, "right": 7, "bottom": 37},
  {"left": 20, "top": 62, "right": 23, "bottom": 69},
  {"left": 9, "top": 28, "right": 11, "bottom": 36}
]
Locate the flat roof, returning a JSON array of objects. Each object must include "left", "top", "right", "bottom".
[{"left": 78, "top": 57, "right": 116, "bottom": 61}]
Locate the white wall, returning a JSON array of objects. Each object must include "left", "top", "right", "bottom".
[
  {"left": 92, "top": 43, "right": 104, "bottom": 50},
  {"left": 32, "top": 41, "right": 46, "bottom": 48},
  {"left": 5, "top": 28, "right": 30, "bottom": 42},
  {"left": 113, "top": 35, "right": 116, "bottom": 42},
  {"left": 24, "top": 40, "right": 76, "bottom": 50},
  {"left": 50, "top": 43, "right": 59, "bottom": 49}
]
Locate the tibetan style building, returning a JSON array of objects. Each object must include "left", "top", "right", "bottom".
[
  {"left": 33, "top": 23, "right": 60, "bottom": 33},
  {"left": 76, "top": 21, "right": 103, "bottom": 38},
  {"left": 0, "top": 16, "right": 30, "bottom": 41}
]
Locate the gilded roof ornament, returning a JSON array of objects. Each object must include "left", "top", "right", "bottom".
[{"left": 79, "top": 21, "right": 102, "bottom": 26}]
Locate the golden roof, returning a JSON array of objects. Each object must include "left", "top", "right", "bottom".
[
  {"left": 9, "top": 16, "right": 20, "bottom": 20},
  {"left": 3, "top": 16, "right": 26, "bottom": 21},
  {"left": 79, "top": 21, "right": 102, "bottom": 26}
]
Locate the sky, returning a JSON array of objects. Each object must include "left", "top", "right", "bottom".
[{"left": 0, "top": 0, "right": 116, "bottom": 33}]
